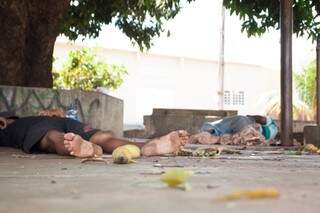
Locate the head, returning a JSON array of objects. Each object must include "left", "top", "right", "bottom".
[
  {"left": 0, "top": 117, "right": 7, "bottom": 129},
  {"left": 0, "top": 111, "right": 19, "bottom": 129},
  {"left": 261, "top": 116, "right": 278, "bottom": 143},
  {"left": 246, "top": 115, "right": 267, "bottom": 125}
]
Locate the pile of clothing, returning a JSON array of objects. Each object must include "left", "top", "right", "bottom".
[{"left": 201, "top": 115, "right": 278, "bottom": 146}]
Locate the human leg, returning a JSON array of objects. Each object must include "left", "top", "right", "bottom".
[
  {"left": 38, "top": 130, "right": 69, "bottom": 155},
  {"left": 188, "top": 132, "right": 221, "bottom": 145},
  {"left": 89, "top": 131, "right": 146, "bottom": 153},
  {"left": 38, "top": 130, "right": 102, "bottom": 158},
  {"left": 63, "top": 133, "right": 103, "bottom": 157},
  {"left": 86, "top": 130, "right": 189, "bottom": 156},
  {"left": 141, "top": 130, "right": 189, "bottom": 156}
]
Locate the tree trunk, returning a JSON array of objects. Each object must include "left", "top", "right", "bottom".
[{"left": 0, "top": 0, "right": 70, "bottom": 88}]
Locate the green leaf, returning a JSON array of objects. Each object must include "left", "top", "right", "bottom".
[{"left": 53, "top": 48, "right": 128, "bottom": 91}]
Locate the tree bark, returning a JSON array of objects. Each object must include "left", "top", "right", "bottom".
[{"left": 0, "top": 0, "right": 70, "bottom": 88}]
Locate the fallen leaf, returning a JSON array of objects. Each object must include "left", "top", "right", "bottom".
[
  {"left": 285, "top": 150, "right": 302, "bottom": 155},
  {"left": 153, "top": 164, "right": 184, "bottom": 168},
  {"left": 140, "top": 172, "right": 164, "bottom": 175},
  {"left": 193, "top": 147, "right": 220, "bottom": 157},
  {"left": 303, "top": 144, "right": 319, "bottom": 154},
  {"left": 12, "top": 154, "right": 36, "bottom": 159},
  {"left": 207, "top": 185, "right": 219, "bottom": 189},
  {"left": 177, "top": 147, "right": 221, "bottom": 157},
  {"left": 216, "top": 188, "right": 279, "bottom": 201},
  {"left": 160, "top": 168, "right": 193, "bottom": 188},
  {"left": 220, "top": 148, "right": 241, "bottom": 155},
  {"left": 81, "top": 157, "right": 107, "bottom": 163},
  {"left": 177, "top": 148, "right": 194, "bottom": 156}
]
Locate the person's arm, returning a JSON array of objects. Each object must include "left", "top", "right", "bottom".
[{"left": 247, "top": 115, "right": 267, "bottom": 125}]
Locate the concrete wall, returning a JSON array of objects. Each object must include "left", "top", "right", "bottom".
[
  {"left": 0, "top": 86, "right": 123, "bottom": 136},
  {"left": 54, "top": 42, "right": 280, "bottom": 127},
  {"left": 145, "top": 108, "right": 237, "bottom": 137}
]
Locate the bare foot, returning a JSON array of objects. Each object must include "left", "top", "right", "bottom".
[
  {"left": 188, "top": 132, "right": 220, "bottom": 145},
  {"left": 141, "top": 130, "right": 189, "bottom": 156},
  {"left": 64, "top": 133, "right": 103, "bottom": 158}
]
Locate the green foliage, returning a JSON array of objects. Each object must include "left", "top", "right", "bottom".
[
  {"left": 293, "top": 61, "right": 316, "bottom": 108},
  {"left": 62, "top": 0, "right": 194, "bottom": 50},
  {"left": 53, "top": 48, "right": 128, "bottom": 91},
  {"left": 223, "top": 0, "right": 320, "bottom": 41}
]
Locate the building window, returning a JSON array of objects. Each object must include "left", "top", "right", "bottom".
[
  {"left": 224, "top": 91, "right": 231, "bottom": 105},
  {"left": 224, "top": 91, "right": 244, "bottom": 106},
  {"left": 238, "top": 91, "right": 244, "bottom": 105}
]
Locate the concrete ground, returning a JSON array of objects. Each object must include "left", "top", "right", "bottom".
[{"left": 0, "top": 145, "right": 320, "bottom": 213}]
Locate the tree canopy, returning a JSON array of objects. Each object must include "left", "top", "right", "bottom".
[
  {"left": 0, "top": 0, "right": 194, "bottom": 87},
  {"left": 223, "top": 0, "right": 320, "bottom": 41},
  {"left": 62, "top": 0, "right": 194, "bottom": 50}
]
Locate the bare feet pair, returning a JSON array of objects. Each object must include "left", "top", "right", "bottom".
[{"left": 63, "top": 130, "right": 190, "bottom": 158}]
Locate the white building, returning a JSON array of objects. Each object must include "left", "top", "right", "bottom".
[
  {"left": 54, "top": 42, "right": 280, "bottom": 127},
  {"left": 54, "top": 0, "right": 314, "bottom": 127}
]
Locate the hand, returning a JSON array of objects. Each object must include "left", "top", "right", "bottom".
[{"left": 38, "top": 109, "right": 65, "bottom": 117}]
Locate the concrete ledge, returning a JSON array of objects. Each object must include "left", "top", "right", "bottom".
[
  {"left": 151, "top": 108, "right": 237, "bottom": 117},
  {"left": 0, "top": 85, "right": 123, "bottom": 136},
  {"left": 125, "top": 108, "right": 237, "bottom": 138},
  {"left": 304, "top": 125, "right": 320, "bottom": 146},
  {"left": 273, "top": 120, "right": 316, "bottom": 143}
]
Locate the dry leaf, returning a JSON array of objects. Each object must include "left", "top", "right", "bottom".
[
  {"left": 303, "top": 144, "right": 319, "bottom": 154},
  {"left": 12, "top": 154, "right": 36, "bottom": 159},
  {"left": 81, "top": 157, "right": 107, "bottom": 163},
  {"left": 160, "top": 168, "right": 193, "bottom": 188},
  {"left": 177, "top": 147, "right": 221, "bottom": 157},
  {"left": 217, "top": 188, "right": 279, "bottom": 201}
]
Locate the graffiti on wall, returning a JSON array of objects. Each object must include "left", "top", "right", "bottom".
[{"left": 0, "top": 87, "right": 101, "bottom": 123}]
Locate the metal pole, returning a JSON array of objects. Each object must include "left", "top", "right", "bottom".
[
  {"left": 218, "top": 1, "right": 225, "bottom": 110},
  {"left": 280, "top": 0, "right": 293, "bottom": 146},
  {"left": 316, "top": 37, "right": 320, "bottom": 125}
]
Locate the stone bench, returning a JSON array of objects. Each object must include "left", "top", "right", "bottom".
[
  {"left": 273, "top": 120, "right": 316, "bottom": 143},
  {"left": 0, "top": 85, "right": 123, "bottom": 136},
  {"left": 124, "top": 108, "right": 237, "bottom": 138}
]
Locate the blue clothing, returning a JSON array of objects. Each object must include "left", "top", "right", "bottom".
[{"left": 200, "top": 115, "right": 255, "bottom": 136}]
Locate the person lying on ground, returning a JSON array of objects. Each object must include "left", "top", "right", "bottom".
[
  {"left": 0, "top": 111, "right": 189, "bottom": 158},
  {"left": 189, "top": 115, "right": 278, "bottom": 146}
]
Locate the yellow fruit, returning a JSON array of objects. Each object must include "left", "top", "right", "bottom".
[
  {"left": 160, "top": 168, "right": 193, "bottom": 187},
  {"left": 112, "top": 144, "right": 141, "bottom": 164}
]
